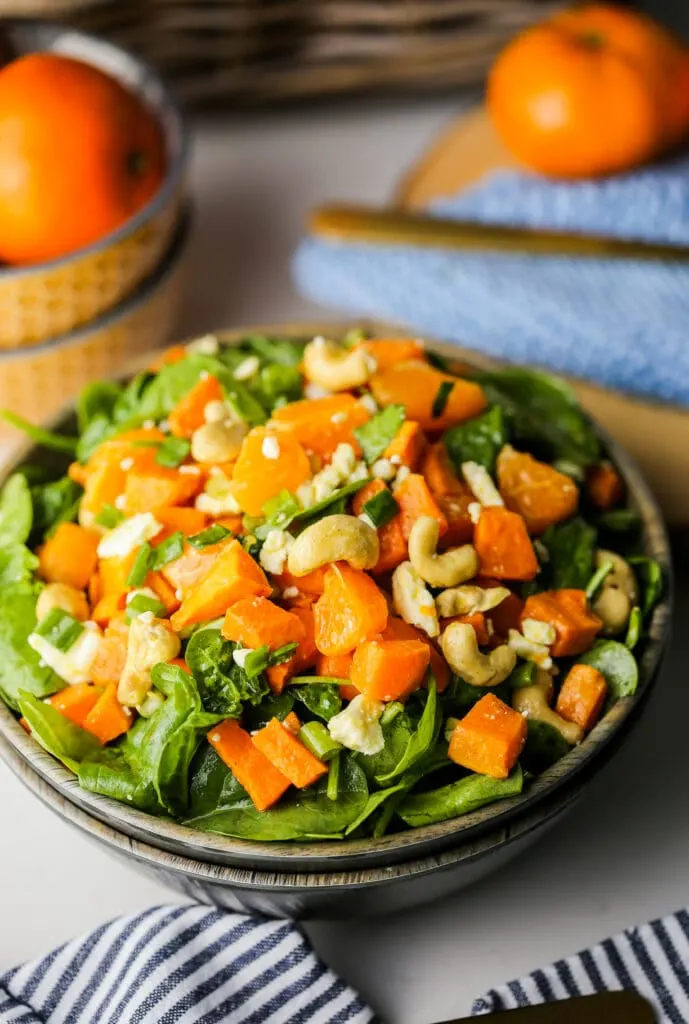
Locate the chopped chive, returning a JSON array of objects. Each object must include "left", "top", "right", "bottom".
[
  {"left": 431, "top": 380, "right": 454, "bottom": 419},
  {"left": 150, "top": 531, "right": 185, "bottom": 570},
  {"left": 326, "top": 751, "right": 341, "bottom": 801},
  {"left": 94, "top": 504, "right": 125, "bottom": 529},
  {"left": 188, "top": 524, "right": 231, "bottom": 549},
  {"left": 127, "top": 542, "right": 152, "bottom": 586},
  {"left": 299, "top": 721, "right": 342, "bottom": 762},
  {"left": 126, "top": 594, "right": 166, "bottom": 621},
  {"left": 625, "top": 605, "right": 642, "bottom": 650},
  {"left": 156, "top": 436, "right": 191, "bottom": 468},
  {"left": 363, "top": 488, "right": 399, "bottom": 529},
  {"left": 34, "top": 608, "right": 84, "bottom": 652},
  {"left": 585, "top": 559, "right": 614, "bottom": 602}
]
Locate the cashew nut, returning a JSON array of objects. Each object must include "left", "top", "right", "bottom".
[
  {"left": 592, "top": 549, "right": 637, "bottom": 636},
  {"left": 191, "top": 419, "right": 247, "bottom": 464},
  {"left": 441, "top": 621, "right": 516, "bottom": 687},
  {"left": 302, "top": 337, "right": 376, "bottom": 392},
  {"left": 118, "top": 612, "right": 181, "bottom": 707},
  {"left": 36, "top": 582, "right": 89, "bottom": 623},
  {"left": 436, "top": 583, "right": 510, "bottom": 619},
  {"left": 287, "top": 514, "right": 379, "bottom": 576},
  {"left": 392, "top": 561, "right": 439, "bottom": 637},
  {"left": 512, "top": 671, "right": 584, "bottom": 745},
  {"left": 408, "top": 515, "right": 479, "bottom": 589}
]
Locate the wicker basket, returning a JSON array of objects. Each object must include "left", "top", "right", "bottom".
[
  {"left": 0, "top": 20, "right": 188, "bottom": 348},
  {"left": 0, "top": 1, "right": 561, "bottom": 107}
]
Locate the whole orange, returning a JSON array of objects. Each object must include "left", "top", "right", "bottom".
[
  {"left": 488, "top": 4, "right": 689, "bottom": 178},
  {"left": 0, "top": 53, "right": 165, "bottom": 265}
]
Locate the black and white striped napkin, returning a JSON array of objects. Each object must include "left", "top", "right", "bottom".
[{"left": 473, "top": 906, "right": 689, "bottom": 1022}]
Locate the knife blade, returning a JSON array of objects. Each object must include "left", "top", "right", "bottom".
[
  {"left": 310, "top": 203, "right": 689, "bottom": 263},
  {"left": 432, "top": 990, "right": 656, "bottom": 1023}
]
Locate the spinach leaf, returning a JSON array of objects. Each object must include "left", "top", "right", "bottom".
[
  {"left": 0, "top": 544, "right": 39, "bottom": 586},
  {"left": 577, "top": 640, "right": 639, "bottom": 702},
  {"left": 185, "top": 624, "right": 268, "bottom": 716},
  {"left": 355, "top": 713, "right": 415, "bottom": 783},
  {"left": 474, "top": 368, "right": 599, "bottom": 467},
  {"left": 0, "top": 474, "right": 33, "bottom": 546},
  {"left": 242, "top": 335, "right": 304, "bottom": 367},
  {"left": 255, "top": 365, "right": 303, "bottom": 410},
  {"left": 596, "top": 508, "right": 641, "bottom": 538},
  {"left": 262, "top": 489, "right": 301, "bottom": 529},
  {"left": 443, "top": 405, "right": 506, "bottom": 474},
  {"left": 79, "top": 664, "right": 222, "bottom": 816},
  {"left": 628, "top": 556, "right": 663, "bottom": 619},
  {"left": 377, "top": 679, "right": 440, "bottom": 783},
  {"left": 185, "top": 752, "right": 368, "bottom": 840},
  {"left": 294, "top": 683, "right": 342, "bottom": 722},
  {"left": 398, "top": 765, "right": 523, "bottom": 827},
  {"left": 355, "top": 405, "right": 405, "bottom": 464},
  {"left": 0, "top": 582, "right": 61, "bottom": 709},
  {"left": 18, "top": 692, "right": 101, "bottom": 772},
  {"left": 1, "top": 411, "right": 77, "bottom": 455},
  {"left": 521, "top": 720, "right": 571, "bottom": 774},
  {"left": 541, "top": 518, "right": 596, "bottom": 590},
  {"left": 30, "top": 477, "right": 81, "bottom": 541},
  {"left": 291, "top": 479, "right": 371, "bottom": 533},
  {"left": 77, "top": 380, "right": 122, "bottom": 434},
  {"left": 242, "top": 691, "right": 296, "bottom": 732},
  {"left": 444, "top": 675, "right": 510, "bottom": 716},
  {"left": 344, "top": 781, "right": 409, "bottom": 836}
]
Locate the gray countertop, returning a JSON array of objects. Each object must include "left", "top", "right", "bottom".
[{"left": 1, "top": 99, "right": 684, "bottom": 1022}]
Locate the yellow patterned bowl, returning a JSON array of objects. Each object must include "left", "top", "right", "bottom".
[
  {"left": 0, "top": 20, "right": 188, "bottom": 349},
  {"left": 0, "top": 211, "right": 190, "bottom": 442}
]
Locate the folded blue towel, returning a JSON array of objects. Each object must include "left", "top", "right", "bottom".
[
  {"left": 0, "top": 905, "right": 375, "bottom": 1023},
  {"left": 294, "top": 155, "right": 689, "bottom": 406}
]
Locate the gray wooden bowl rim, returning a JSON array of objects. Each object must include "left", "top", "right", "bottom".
[{"left": 0, "top": 321, "right": 672, "bottom": 875}]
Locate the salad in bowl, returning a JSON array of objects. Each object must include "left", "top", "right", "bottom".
[{"left": 0, "top": 331, "right": 663, "bottom": 843}]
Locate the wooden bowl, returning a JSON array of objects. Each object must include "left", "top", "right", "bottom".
[
  {"left": 0, "top": 324, "right": 672, "bottom": 911},
  {"left": 0, "top": 20, "right": 188, "bottom": 348}
]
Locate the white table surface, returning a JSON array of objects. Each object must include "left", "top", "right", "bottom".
[{"left": 1, "top": 99, "right": 685, "bottom": 1023}]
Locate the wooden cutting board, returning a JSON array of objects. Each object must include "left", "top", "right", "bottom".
[{"left": 395, "top": 105, "right": 689, "bottom": 525}]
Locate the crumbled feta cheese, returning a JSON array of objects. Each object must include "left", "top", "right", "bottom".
[
  {"left": 97, "top": 512, "right": 163, "bottom": 559},
  {"left": 507, "top": 629, "right": 553, "bottom": 670},
  {"left": 330, "top": 411, "right": 348, "bottom": 425},
  {"left": 468, "top": 501, "right": 482, "bottom": 525},
  {"left": 259, "top": 529, "right": 294, "bottom": 575},
  {"left": 159, "top": 419, "right": 170, "bottom": 433},
  {"left": 359, "top": 393, "right": 378, "bottom": 415},
  {"left": 296, "top": 481, "right": 316, "bottom": 509},
  {"left": 328, "top": 694, "right": 385, "bottom": 755},
  {"left": 371, "top": 458, "right": 395, "bottom": 481},
  {"left": 233, "top": 355, "right": 260, "bottom": 381},
  {"left": 391, "top": 465, "right": 411, "bottom": 493},
  {"left": 362, "top": 352, "right": 378, "bottom": 374},
  {"left": 330, "top": 443, "right": 357, "bottom": 478},
  {"left": 312, "top": 465, "right": 341, "bottom": 503},
  {"left": 304, "top": 382, "right": 333, "bottom": 400},
  {"left": 461, "top": 461, "right": 503, "bottom": 506},
  {"left": 389, "top": 454, "right": 402, "bottom": 466},
  {"left": 28, "top": 622, "right": 103, "bottom": 686},
  {"left": 392, "top": 561, "right": 439, "bottom": 638},
  {"left": 522, "top": 618, "right": 557, "bottom": 646},
  {"left": 178, "top": 465, "right": 201, "bottom": 476},
  {"left": 349, "top": 463, "right": 369, "bottom": 483},
  {"left": 358, "top": 513, "right": 375, "bottom": 529},
  {"left": 114, "top": 494, "right": 127, "bottom": 511},
  {"left": 195, "top": 472, "right": 242, "bottom": 516},
  {"left": 204, "top": 399, "right": 230, "bottom": 424},
  {"left": 174, "top": 589, "right": 183, "bottom": 601},
  {"left": 232, "top": 647, "right": 253, "bottom": 669},
  {"left": 261, "top": 436, "right": 281, "bottom": 460},
  {"left": 282, "top": 586, "right": 299, "bottom": 599},
  {"left": 186, "top": 334, "right": 219, "bottom": 356},
  {"left": 143, "top": 419, "right": 155, "bottom": 430},
  {"left": 120, "top": 457, "right": 134, "bottom": 472}
]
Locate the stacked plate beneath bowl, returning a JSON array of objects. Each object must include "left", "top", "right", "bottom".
[{"left": 0, "top": 21, "right": 190, "bottom": 441}]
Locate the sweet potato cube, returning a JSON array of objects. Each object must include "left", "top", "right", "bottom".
[
  {"left": 395, "top": 473, "right": 448, "bottom": 541},
  {"left": 48, "top": 684, "right": 102, "bottom": 727},
  {"left": 83, "top": 683, "right": 133, "bottom": 744},
  {"left": 556, "top": 664, "right": 608, "bottom": 732},
  {"left": 351, "top": 637, "right": 430, "bottom": 702},
  {"left": 383, "top": 421, "right": 427, "bottom": 470},
  {"left": 474, "top": 506, "right": 538, "bottom": 581},
  {"left": 170, "top": 539, "right": 271, "bottom": 631},
  {"left": 521, "top": 589, "right": 602, "bottom": 657},
  {"left": 252, "top": 717, "right": 328, "bottom": 789},
  {"left": 449, "top": 692, "right": 527, "bottom": 779},
  {"left": 208, "top": 719, "right": 291, "bottom": 811},
  {"left": 352, "top": 479, "right": 407, "bottom": 573},
  {"left": 168, "top": 375, "right": 224, "bottom": 438},
  {"left": 39, "top": 522, "right": 99, "bottom": 590}
]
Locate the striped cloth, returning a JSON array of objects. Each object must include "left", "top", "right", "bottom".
[
  {"left": 293, "top": 154, "right": 689, "bottom": 406},
  {"left": 0, "top": 905, "right": 375, "bottom": 1024},
  {"left": 472, "top": 906, "right": 689, "bottom": 1022}
]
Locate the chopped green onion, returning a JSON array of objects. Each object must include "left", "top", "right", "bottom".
[
  {"left": 431, "top": 380, "right": 454, "bottom": 419},
  {"left": 188, "top": 524, "right": 232, "bottom": 549},
  {"left": 242, "top": 641, "right": 299, "bottom": 679},
  {"left": 156, "top": 436, "right": 191, "bottom": 468},
  {"left": 585, "top": 559, "right": 614, "bottom": 602},
  {"left": 95, "top": 504, "right": 125, "bottom": 529},
  {"left": 126, "top": 542, "right": 153, "bottom": 587},
  {"left": 131, "top": 439, "right": 162, "bottom": 449},
  {"left": 270, "top": 642, "right": 299, "bottom": 666},
  {"left": 262, "top": 489, "right": 301, "bottom": 528},
  {"left": 1, "top": 410, "right": 78, "bottom": 455},
  {"left": 299, "top": 721, "right": 342, "bottom": 762},
  {"left": 380, "top": 701, "right": 404, "bottom": 726},
  {"left": 289, "top": 675, "right": 350, "bottom": 686},
  {"left": 34, "top": 608, "right": 84, "bottom": 652},
  {"left": 354, "top": 404, "right": 405, "bottom": 464},
  {"left": 625, "top": 605, "right": 642, "bottom": 650},
  {"left": 126, "top": 594, "right": 166, "bottom": 621},
  {"left": 326, "top": 751, "right": 341, "bottom": 801},
  {"left": 363, "top": 488, "right": 399, "bottom": 529},
  {"left": 150, "top": 532, "right": 185, "bottom": 570}
]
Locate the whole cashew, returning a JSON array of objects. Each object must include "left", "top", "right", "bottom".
[
  {"left": 592, "top": 549, "right": 637, "bottom": 636},
  {"left": 36, "top": 582, "right": 89, "bottom": 623},
  {"left": 302, "top": 337, "right": 376, "bottom": 392},
  {"left": 392, "top": 561, "right": 439, "bottom": 638},
  {"left": 191, "top": 420, "right": 247, "bottom": 464},
  {"left": 287, "top": 514, "right": 379, "bottom": 576},
  {"left": 118, "top": 613, "right": 181, "bottom": 707},
  {"left": 441, "top": 621, "right": 516, "bottom": 687},
  {"left": 408, "top": 516, "right": 479, "bottom": 589},
  {"left": 512, "top": 672, "right": 584, "bottom": 745},
  {"left": 436, "top": 583, "right": 511, "bottom": 619}
]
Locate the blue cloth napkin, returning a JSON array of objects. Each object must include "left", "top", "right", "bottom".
[
  {"left": 294, "top": 155, "right": 689, "bottom": 406},
  {"left": 473, "top": 905, "right": 689, "bottom": 1022},
  {"left": 0, "top": 905, "right": 375, "bottom": 1024}
]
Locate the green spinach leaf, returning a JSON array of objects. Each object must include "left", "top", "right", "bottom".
[
  {"left": 541, "top": 518, "right": 596, "bottom": 590},
  {"left": 0, "top": 473, "right": 33, "bottom": 546},
  {"left": 0, "top": 544, "right": 39, "bottom": 586},
  {"left": 521, "top": 720, "right": 571, "bottom": 774},
  {"left": 294, "top": 683, "right": 342, "bottom": 722},
  {"left": 18, "top": 692, "right": 101, "bottom": 772},
  {"left": 30, "top": 477, "right": 81, "bottom": 541},
  {"left": 355, "top": 405, "right": 405, "bottom": 464},
  {"left": 398, "top": 765, "right": 523, "bottom": 827},
  {"left": 1, "top": 411, "right": 77, "bottom": 455},
  {"left": 185, "top": 624, "right": 268, "bottom": 716},
  {"left": 242, "top": 335, "right": 304, "bottom": 367},
  {"left": 77, "top": 380, "right": 122, "bottom": 433},
  {"left": 0, "top": 582, "right": 61, "bottom": 708},
  {"left": 578, "top": 640, "right": 639, "bottom": 701},
  {"left": 377, "top": 679, "right": 440, "bottom": 783},
  {"left": 443, "top": 405, "right": 506, "bottom": 474}
]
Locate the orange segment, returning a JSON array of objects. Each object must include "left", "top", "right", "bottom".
[
  {"left": 232, "top": 426, "right": 311, "bottom": 516},
  {"left": 370, "top": 361, "right": 487, "bottom": 432},
  {"left": 270, "top": 394, "right": 370, "bottom": 459},
  {"left": 314, "top": 563, "right": 388, "bottom": 656},
  {"left": 497, "top": 445, "right": 579, "bottom": 535}
]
